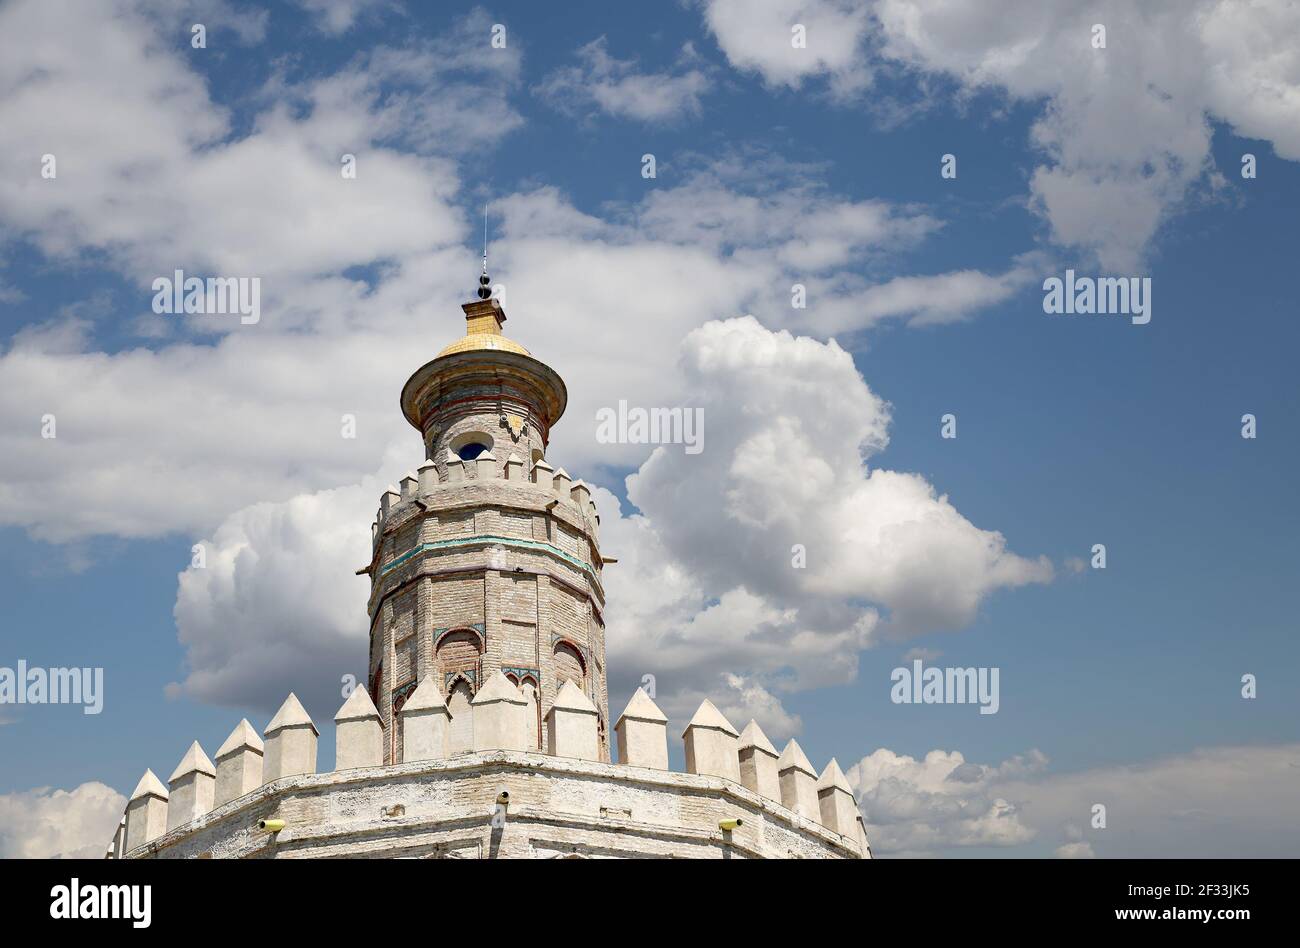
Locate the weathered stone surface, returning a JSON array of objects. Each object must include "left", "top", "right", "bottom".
[
  {"left": 167, "top": 741, "right": 216, "bottom": 831},
  {"left": 124, "top": 769, "right": 168, "bottom": 852},
  {"left": 264, "top": 693, "right": 318, "bottom": 782},
  {"left": 614, "top": 688, "right": 668, "bottom": 770},
  {"left": 401, "top": 676, "right": 450, "bottom": 762},
  {"left": 777, "top": 739, "right": 819, "bottom": 822},
  {"left": 215, "top": 719, "right": 264, "bottom": 807},
  {"left": 545, "top": 680, "right": 599, "bottom": 761},
  {"left": 335, "top": 687, "right": 383, "bottom": 771},
  {"left": 682, "top": 699, "right": 740, "bottom": 782},
  {"left": 738, "top": 719, "right": 781, "bottom": 802},
  {"left": 132, "top": 751, "right": 862, "bottom": 860}
]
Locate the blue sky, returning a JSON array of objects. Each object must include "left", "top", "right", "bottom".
[{"left": 1, "top": 0, "right": 1298, "bottom": 858}]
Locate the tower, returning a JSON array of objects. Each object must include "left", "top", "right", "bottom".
[{"left": 361, "top": 269, "right": 609, "bottom": 764}]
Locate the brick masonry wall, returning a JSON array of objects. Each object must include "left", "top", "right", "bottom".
[{"left": 368, "top": 459, "right": 610, "bottom": 763}]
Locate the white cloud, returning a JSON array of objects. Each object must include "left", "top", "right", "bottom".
[
  {"left": 0, "top": 782, "right": 125, "bottom": 859},
  {"left": 870, "top": 0, "right": 1300, "bottom": 269},
  {"left": 699, "top": 0, "right": 873, "bottom": 96},
  {"left": 0, "top": 3, "right": 1050, "bottom": 730},
  {"left": 294, "top": 0, "right": 393, "bottom": 35},
  {"left": 536, "top": 37, "right": 712, "bottom": 123},
  {"left": 0, "top": 0, "right": 1019, "bottom": 551},
  {"left": 169, "top": 445, "right": 410, "bottom": 718},
  {"left": 699, "top": 0, "right": 1300, "bottom": 269},
  {"left": 0, "top": 1, "right": 522, "bottom": 543},
  {"left": 169, "top": 317, "right": 1047, "bottom": 736},
  {"left": 847, "top": 747, "right": 1044, "bottom": 854},
  {"left": 0, "top": 1, "right": 516, "bottom": 285},
  {"left": 1055, "top": 841, "right": 1095, "bottom": 858},
  {"left": 848, "top": 742, "right": 1300, "bottom": 857}
]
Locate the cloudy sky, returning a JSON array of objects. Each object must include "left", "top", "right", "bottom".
[{"left": 1, "top": 0, "right": 1297, "bottom": 858}]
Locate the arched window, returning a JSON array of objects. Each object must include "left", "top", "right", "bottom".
[
  {"left": 436, "top": 628, "right": 483, "bottom": 756},
  {"left": 450, "top": 431, "right": 494, "bottom": 462},
  {"left": 553, "top": 641, "right": 586, "bottom": 690},
  {"left": 436, "top": 628, "right": 482, "bottom": 668},
  {"left": 520, "top": 678, "right": 540, "bottom": 750},
  {"left": 446, "top": 676, "right": 474, "bottom": 755}
]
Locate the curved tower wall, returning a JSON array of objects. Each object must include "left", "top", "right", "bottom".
[{"left": 364, "top": 294, "right": 608, "bottom": 764}]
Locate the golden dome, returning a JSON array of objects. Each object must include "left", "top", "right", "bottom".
[{"left": 436, "top": 332, "right": 531, "bottom": 358}]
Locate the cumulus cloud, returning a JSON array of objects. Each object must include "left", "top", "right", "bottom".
[
  {"left": 0, "top": 782, "right": 125, "bottom": 859},
  {"left": 536, "top": 37, "right": 712, "bottom": 123},
  {"left": 847, "top": 747, "right": 1044, "bottom": 854},
  {"left": 168, "top": 444, "right": 412, "bottom": 718},
  {"left": 0, "top": 4, "right": 458, "bottom": 283},
  {"left": 0, "top": 3, "right": 1050, "bottom": 732},
  {"left": 0, "top": 4, "right": 1024, "bottom": 550},
  {"left": 169, "top": 315, "right": 1048, "bottom": 733},
  {"left": 0, "top": 1, "right": 521, "bottom": 543},
  {"left": 849, "top": 742, "right": 1300, "bottom": 857}
]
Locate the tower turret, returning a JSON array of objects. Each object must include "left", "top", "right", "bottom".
[{"left": 362, "top": 270, "right": 607, "bottom": 764}]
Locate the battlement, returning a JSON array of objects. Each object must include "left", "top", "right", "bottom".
[
  {"left": 106, "top": 680, "right": 870, "bottom": 860},
  {"left": 372, "top": 454, "right": 600, "bottom": 553}
]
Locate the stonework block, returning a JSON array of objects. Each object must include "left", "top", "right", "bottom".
[
  {"left": 263, "top": 693, "right": 318, "bottom": 782},
  {"left": 738, "top": 719, "right": 781, "bottom": 801},
  {"left": 682, "top": 699, "right": 741, "bottom": 782},
  {"left": 401, "top": 676, "right": 451, "bottom": 762},
  {"left": 816, "top": 758, "right": 860, "bottom": 836},
  {"left": 471, "top": 671, "right": 528, "bottom": 751},
  {"left": 545, "top": 680, "right": 599, "bottom": 761},
  {"left": 614, "top": 688, "right": 669, "bottom": 770},
  {"left": 124, "top": 770, "right": 168, "bottom": 852},
  {"left": 777, "top": 739, "right": 819, "bottom": 821},
  {"left": 215, "top": 719, "right": 264, "bottom": 807},
  {"left": 167, "top": 741, "right": 216, "bottom": 831},
  {"left": 335, "top": 686, "right": 384, "bottom": 771}
]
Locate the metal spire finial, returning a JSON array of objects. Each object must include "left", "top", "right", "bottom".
[{"left": 477, "top": 209, "right": 491, "bottom": 299}]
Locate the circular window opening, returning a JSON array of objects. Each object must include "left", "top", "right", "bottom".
[{"left": 457, "top": 442, "right": 489, "bottom": 461}]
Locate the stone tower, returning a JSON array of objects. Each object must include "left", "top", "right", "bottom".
[
  {"left": 361, "top": 272, "right": 609, "bottom": 764},
  {"left": 108, "top": 269, "right": 868, "bottom": 859}
]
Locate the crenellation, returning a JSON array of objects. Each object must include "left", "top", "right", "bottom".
[
  {"left": 777, "top": 739, "right": 820, "bottom": 822},
  {"left": 504, "top": 453, "right": 524, "bottom": 481},
  {"left": 124, "top": 769, "right": 168, "bottom": 853},
  {"left": 215, "top": 718, "right": 264, "bottom": 807},
  {"left": 552, "top": 467, "right": 572, "bottom": 498},
  {"left": 335, "top": 686, "right": 384, "bottom": 771},
  {"left": 738, "top": 719, "right": 781, "bottom": 801},
  {"left": 683, "top": 699, "right": 741, "bottom": 782},
  {"left": 417, "top": 458, "right": 439, "bottom": 494},
  {"left": 816, "top": 758, "right": 860, "bottom": 843},
  {"left": 166, "top": 741, "right": 216, "bottom": 832},
  {"left": 446, "top": 455, "right": 465, "bottom": 483},
  {"left": 263, "top": 693, "right": 318, "bottom": 783}
]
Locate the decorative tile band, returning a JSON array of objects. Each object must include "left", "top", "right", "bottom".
[
  {"left": 381, "top": 535, "right": 594, "bottom": 583},
  {"left": 502, "top": 666, "right": 540, "bottom": 684},
  {"left": 445, "top": 669, "right": 477, "bottom": 690}
]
